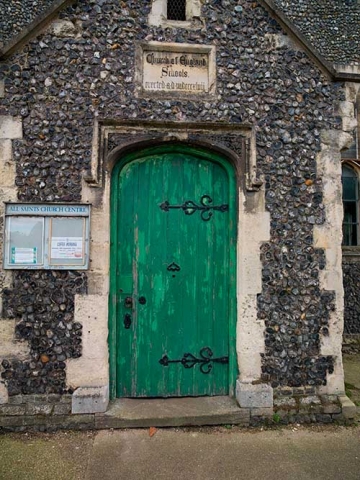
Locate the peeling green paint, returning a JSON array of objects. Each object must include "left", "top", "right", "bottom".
[{"left": 110, "top": 146, "right": 237, "bottom": 398}]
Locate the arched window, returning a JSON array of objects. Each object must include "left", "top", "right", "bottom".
[
  {"left": 167, "top": 0, "right": 186, "bottom": 21},
  {"left": 342, "top": 164, "right": 359, "bottom": 246},
  {"left": 342, "top": 93, "right": 360, "bottom": 247}
]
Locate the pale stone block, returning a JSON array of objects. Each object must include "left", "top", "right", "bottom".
[
  {"left": 237, "top": 189, "right": 269, "bottom": 382},
  {"left": 0, "top": 81, "right": 4, "bottom": 98},
  {"left": 149, "top": 0, "right": 165, "bottom": 20},
  {"left": 316, "top": 150, "right": 341, "bottom": 171},
  {"left": 0, "top": 320, "right": 30, "bottom": 358},
  {"left": 238, "top": 255, "right": 262, "bottom": 294},
  {"left": 0, "top": 186, "right": 18, "bottom": 203},
  {"left": 72, "top": 385, "right": 109, "bottom": 414},
  {"left": 0, "top": 382, "right": 8, "bottom": 405},
  {"left": 66, "top": 294, "right": 109, "bottom": 389},
  {"left": 315, "top": 132, "right": 345, "bottom": 394},
  {"left": 237, "top": 315, "right": 265, "bottom": 352},
  {"left": 91, "top": 211, "right": 110, "bottom": 240},
  {"left": 320, "top": 129, "right": 353, "bottom": 150},
  {"left": 241, "top": 212, "right": 270, "bottom": 244},
  {"left": 89, "top": 241, "right": 110, "bottom": 274},
  {"left": 236, "top": 381, "right": 273, "bottom": 408},
  {"left": 74, "top": 295, "right": 108, "bottom": 360},
  {"left": 321, "top": 333, "right": 343, "bottom": 356},
  {"left": 342, "top": 116, "right": 358, "bottom": 132},
  {"left": 323, "top": 248, "right": 341, "bottom": 270},
  {"left": 336, "top": 101, "right": 355, "bottom": 118},
  {"left": 321, "top": 270, "right": 343, "bottom": 292},
  {"left": 87, "top": 272, "right": 109, "bottom": 296},
  {"left": 0, "top": 116, "right": 22, "bottom": 139},
  {"left": 264, "top": 33, "right": 299, "bottom": 51},
  {"left": 237, "top": 353, "right": 262, "bottom": 383},
  {"left": 50, "top": 20, "right": 76, "bottom": 37},
  {"left": 0, "top": 160, "right": 15, "bottom": 187},
  {"left": 66, "top": 358, "right": 109, "bottom": 389},
  {"left": 338, "top": 395, "right": 357, "bottom": 419},
  {"left": 0, "top": 139, "right": 12, "bottom": 162},
  {"left": 344, "top": 82, "right": 360, "bottom": 103},
  {"left": 187, "top": 0, "right": 202, "bottom": 18},
  {"left": 334, "top": 63, "right": 360, "bottom": 75},
  {"left": 318, "top": 374, "right": 345, "bottom": 396}
]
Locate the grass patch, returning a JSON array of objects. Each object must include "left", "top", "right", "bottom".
[{"left": 272, "top": 413, "right": 281, "bottom": 424}]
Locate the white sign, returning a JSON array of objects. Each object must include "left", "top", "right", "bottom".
[
  {"left": 6, "top": 204, "right": 90, "bottom": 216},
  {"left": 11, "top": 247, "right": 37, "bottom": 264},
  {"left": 138, "top": 43, "right": 216, "bottom": 96},
  {"left": 51, "top": 237, "right": 83, "bottom": 260}
]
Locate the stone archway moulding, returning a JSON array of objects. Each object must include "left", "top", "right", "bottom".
[{"left": 66, "top": 119, "right": 271, "bottom": 413}]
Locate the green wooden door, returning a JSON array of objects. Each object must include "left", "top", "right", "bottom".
[{"left": 111, "top": 146, "right": 236, "bottom": 398}]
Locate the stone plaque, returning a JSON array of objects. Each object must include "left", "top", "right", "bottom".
[{"left": 136, "top": 42, "right": 216, "bottom": 96}]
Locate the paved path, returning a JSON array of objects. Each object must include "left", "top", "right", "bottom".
[{"left": 1, "top": 425, "right": 360, "bottom": 480}]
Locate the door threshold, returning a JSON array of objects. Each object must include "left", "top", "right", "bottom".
[{"left": 95, "top": 396, "right": 250, "bottom": 429}]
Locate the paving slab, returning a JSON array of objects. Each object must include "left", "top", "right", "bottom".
[
  {"left": 86, "top": 427, "right": 360, "bottom": 480},
  {"left": 95, "top": 396, "right": 249, "bottom": 429},
  {"left": 0, "top": 431, "right": 95, "bottom": 480}
]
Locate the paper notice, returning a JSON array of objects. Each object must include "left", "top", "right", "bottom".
[
  {"left": 11, "top": 247, "right": 37, "bottom": 264},
  {"left": 51, "top": 237, "right": 83, "bottom": 260}
]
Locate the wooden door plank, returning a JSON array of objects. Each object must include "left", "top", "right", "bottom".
[{"left": 112, "top": 147, "right": 236, "bottom": 398}]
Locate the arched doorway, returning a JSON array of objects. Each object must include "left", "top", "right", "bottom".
[{"left": 109, "top": 145, "right": 237, "bottom": 398}]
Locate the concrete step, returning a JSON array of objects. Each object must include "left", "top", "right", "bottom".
[{"left": 94, "top": 396, "right": 250, "bottom": 429}]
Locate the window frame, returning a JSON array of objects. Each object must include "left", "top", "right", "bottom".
[
  {"left": 342, "top": 163, "right": 360, "bottom": 247},
  {"left": 148, "top": 0, "right": 202, "bottom": 29},
  {"left": 167, "top": 0, "right": 187, "bottom": 21},
  {"left": 3, "top": 203, "right": 91, "bottom": 270},
  {"left": 341, "top": 94, "right": 360, "bottom": 255}
]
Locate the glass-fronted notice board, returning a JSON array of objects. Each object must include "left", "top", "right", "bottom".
[{"left": 4, "top": 204, "right": 90, "bottom": 270}]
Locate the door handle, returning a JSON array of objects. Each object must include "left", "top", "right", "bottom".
[{"left": 124, "top": 313, "right": 132, "bottom": 329}]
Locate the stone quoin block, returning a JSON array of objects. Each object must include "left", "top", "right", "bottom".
[
  {"left": 72, "top": 386, "right": 109, "bottom": 414},
  {"left": 338, "top": 395, "right": 357, "bottom": 419},
  {"left": 0, "top": 116, "right": 22, "bottom": 139},
  {"left": 236, "top": 381, "right": 273, "bottom": 408},
  {"left": 0, "top": 382, "right": 9, "bottom": 405}
]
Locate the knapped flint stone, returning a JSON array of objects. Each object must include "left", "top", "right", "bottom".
[
  {"left": 343, "top": 260, "right": 360, "bottom": 335},
  {"left": 1, "top": 271, "right": 86, "bottom": 395},
  {"left": 273, "top": 0, "right": 360, "bottom": 64},
  {"left": 0, "top": 0, "right": 345, "bottom": 395}
]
